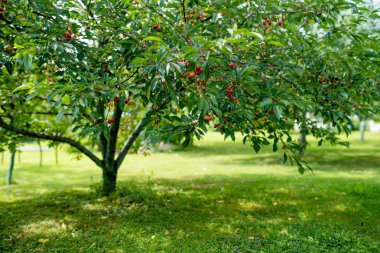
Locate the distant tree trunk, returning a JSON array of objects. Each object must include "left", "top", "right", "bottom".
[
  {"left": 1, "top": 152, "right": 4, "bottom": 165},
  {"left": 38, "top": 141, "right": 43, "bottom": 167},
  {"left": 360, "top": 121, "right": 367, "bottom": 143},
  {"left": 298, "top": 126, "right": 307, "bottom": 156},
  {"left": 17, "top": 151, "right": 21, "bottom": 163},
  {"left": 6, "top": 144, "right": 16, "bottom": 185}
]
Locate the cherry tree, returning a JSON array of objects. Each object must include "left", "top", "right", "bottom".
[{"left": 0, "top": 0, "right": 379, "bottom": 195}]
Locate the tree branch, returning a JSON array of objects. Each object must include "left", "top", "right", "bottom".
[
  {"left": 182, "top": 0, "right": 187, "bottom": 24},
  {"left": 115, "top": 108, "right": 152, "bottom": 169},
  {"left": 0, "top": 116, "right": 103, "bottom": 168}
]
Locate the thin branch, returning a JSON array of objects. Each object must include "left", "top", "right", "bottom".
[
  {"left": 31, "top": 11, "right": 55, "bottom": 20},
  {"left": 143, "top": 3, "right": 189, "bottom": 42},
  {"left": 182, "top": 0, "right": 187, "bottom": 23},
  {"left": 115, "top": 68, "right": 140, "bottom": 88},
  {"left": 0, "top": 116, "right": 103, "bottom": 168},
  {"left": 115, "top": 108, "right": 152, "bottom": 169}
]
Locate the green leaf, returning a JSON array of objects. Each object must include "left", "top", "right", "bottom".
[
  {"left": 13, "top": 84, "right": 32, "bottom": 92},
  {"left": 62, "top": 94, "right": 70, "bottom": 105},
  {"left": 269, "top": 41, "right": 286, "bottom": 47},
  {"left": 283, "top": 153, "right": 288, "bottom": 164},
  {"left": 56, "top": 110, "right": 65, "bottom": 122},
  {"left": 298, "top": 165, "right": 305, "bottom": 175},
  {"left": 249, "top": 31, "right": 264, "bottom": 41},
  {"left": 143, "top": 36, "right": 162, "bottom": 42},
  {"left": 23, "top": 53, "right": 34, "bottom": 71},
  {"left": 260, "top": 98, "right": 272, "bottom": 108},
  {"left": 253, "top": 143, "right": 261, "bottom": 153}
]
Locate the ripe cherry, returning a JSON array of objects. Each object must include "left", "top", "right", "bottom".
[
  {"left": 229, "top": 63, "right": 234, "bottom": 69},
  {"left": 188, "top": 72, "right": 196, "bottom": 79},
  {"left": 204, "top": 115, "right": 212, "bottom": 122},
  {"left": 64, "top": 32, "right": 72, "bottom": 41},
  {"left": 86, "top": 25, "right": 91, "bottom": 30}
]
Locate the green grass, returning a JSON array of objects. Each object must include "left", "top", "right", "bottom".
[{"left": 0, "top": 131, "right": 379, "bottom": 252}]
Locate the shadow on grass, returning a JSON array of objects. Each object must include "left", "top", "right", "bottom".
[{"left": 0, "top": 174, "right": 379, "bottom": 252}]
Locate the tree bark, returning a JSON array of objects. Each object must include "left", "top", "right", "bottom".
[
  {"left": 360, "top": 120, "right": 367, "bottom": 143},
  {"left": 102, "top": 168, "right": 117, "bottom": 195},
  {"left": 6, "top": 144, "right": 16, "bottom": 185},
  {"left": 298, "top": 127, "right": 307, "bottom": 156}
]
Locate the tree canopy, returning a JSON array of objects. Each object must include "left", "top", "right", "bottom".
[{"left": 1, "top": 0, "right": 379, "bottom": 194}]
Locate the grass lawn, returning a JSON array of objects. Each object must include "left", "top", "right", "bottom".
[{"left": 0, "top": 131, "right": 379, "bottom": 252}]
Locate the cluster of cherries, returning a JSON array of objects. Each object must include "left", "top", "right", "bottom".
[
  {"left": 103, "top": 96, "right": 132, "bottom": 125},
  {"left": 226, "top": 85, "right": 238, "bottom": 102},
  {"left": 258, "top": 16, "right": 286, "bottom": 28},
  {"left": 152, "top": 24, "right": 162, "bottom": 32}
]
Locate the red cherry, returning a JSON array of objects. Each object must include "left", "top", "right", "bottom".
[
  {"left": 204, "top": 115, "right": 212, "bottom": 122},
  {"left": 229, "top": 63, "right": 234, "bottom": 69},
  {"left": 64, "top": 32, "right": 71, "bottom": 41},
  {"left": 152, "top": 24, "right": 158, "bottom": 29},
  {"left": 86, "top": 25, "right": 91, "bottom": 30}
]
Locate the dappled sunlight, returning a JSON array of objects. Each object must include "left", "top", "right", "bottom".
[{"left": 21, "top": 219, "right": 67, "bottom": 237}]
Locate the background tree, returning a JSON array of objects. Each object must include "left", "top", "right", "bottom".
[{"left": 0, "top": 0, "right": 379, "bottom": 195}]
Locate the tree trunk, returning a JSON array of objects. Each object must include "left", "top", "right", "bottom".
[
  {"left": 360, "top": 120, "right": 367, "bottom": 143},
  {"left": 7, "top": 146, "right": 16, "bottom": 185},
  {"left": 102, "top": 168, "right": 117, "bottom": 195},
  {"left": 298, "top": 127, "right": 307, "bottom": 156},
  {"left": 1, "top": 152, "right": 4, "bottom": 165},
  {"left": 38, "top": 141, "right": 43, "bottom": 167}
]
